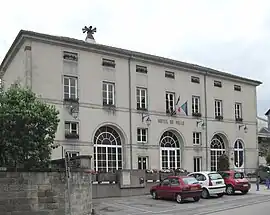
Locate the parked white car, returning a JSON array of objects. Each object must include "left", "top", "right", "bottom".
[{"left": 187, "top": 171, "right": 226, "bottom": 198}]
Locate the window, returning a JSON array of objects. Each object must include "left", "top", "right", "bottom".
[
  {"left": 235, "top": 103, "right": 242, "bottom": 120},
  {"left": 161, "top": 178, "right": 170, "bottom": 186},
  {"left": 183, "top": 177, "right": 199, "bottom": 185},
  {"left": 102, "top": 82, "right": 115, "bottom": 106},
  {"left": 65, "top": 122, "right": 79, "bottom": 134},
  {"left": 166, "top": 92, "right": 175, "bottom": 113},
  {"left": 192, "top": 96, "right": 201, "bottom": 114},
  {"left": 214, "top": 80, "right": 222, "bottom": 87},
  {"left": 63, "top": 51, "right": 78, "bottom": 62},
  {"left": 102, "top": 58, "right": 115, "bottom": 68},
  {"left": 138, "top": 157, "right": 148, "bottom": 169},
  {"left": 193, "top": 132, "right": 201, "bottom": 145},
  {"left": 193, "top": 157, "right": 202, "bottom": 172},
  {"left": 64, "top": 76, "right": 78, "bottom": 100},
  {"left": 191, "top": 76, "right": 200, "bottom": 84},
  {"left": 136, "top": 87, "right": 147, "bottom": 110},
  {"left": 137, "top": 128, "right": 148, "bottom": 143},
  {"left": 165, "top": 71, "right": 175, "bottom": 79},
  {"left": 170, "top": 178, "right": 180, "bottom": 186},
  {"left": 234, "top": 85, "right": 241, "bottom": 91},
  {"left": 214, "top": 99, "right": 223, "bottom": 117},
  {"left": 66, "top": 151, "right": 79, "bottom": 158},
  {"left": 136, "top": 65, "right": 147, "bottom": 74}
]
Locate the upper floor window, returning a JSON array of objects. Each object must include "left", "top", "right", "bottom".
[
  {"left": 66, "top": 151, "right": 80, "bottom": 158},
  {"left": 234, "top": 85, "right": 241, "bottom": 92},
  {"left": 136, "top": 87, "right": 147, "bottom": 110},
  {"left": 166, "top": 92, "right": 175, "bottom": 113},
  {"left": 192, "top": 96, "right": 201, "bottom": 114},
  {"left": 193, "top": 132, "right": 201, "bottom": 145},
  {"left": 63, "top": 51, "right": 78, "bottom": 62},
  {"left": 65, "top": 121, "right": 79, "bottom": 139},
  {"left": 136, "top": 65, "right": 148, "bottom": 74},
  {"left": 214, "top": 80, "right": 222, "bottom": 88},
  {"left": 102, "top": 58, "right": 115, "bottom": 68},
  {"left": 235, "top": 102, "right": 242, "bottom": 120},
  {"left": 102, "top": 82, "right": 115, "bottom": 106},
  {"left": 214, "top": 99, "right": 223, "bottom": 118},
  {"left": 165, "top": 71, "right": 175, "bottom": 79},
  {"left": 191, "top": 76, "right": 200, "bottom": 84},
  {"left": 64, "top": 76, "right": 78, "bottom": 100},
  {"left": 137, "top": 128, "right": 148, "bottom": 143}
]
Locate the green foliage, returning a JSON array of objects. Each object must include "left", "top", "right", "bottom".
[
  {"left": 266, "top": 153, "right": 270, "bottom": 165},
  {"left": 217, "top": 153, "right": 230, "bottom": 171},
  {"left": 0, "top": 84, "right": 60, "bottom": 168}
]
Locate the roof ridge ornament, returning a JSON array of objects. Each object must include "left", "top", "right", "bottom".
[{"left": 82, "top": 25, "right": 96, "bottom": 43}]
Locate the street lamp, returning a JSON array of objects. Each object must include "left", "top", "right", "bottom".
[
  {"left": 142, "top": 113, "right": 151, "bottom": 126},
  {"left": 196, "top": 120, "right": 205, "bottom": 129}
]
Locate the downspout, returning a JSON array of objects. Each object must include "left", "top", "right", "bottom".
[
  {"left": 204, "top": 72, "right": 209, "bottom": 170},
  {"left": 128, "top": 56, "right": 133, "bottom": 170}
]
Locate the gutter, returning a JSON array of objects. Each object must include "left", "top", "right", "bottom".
[
  {"left": 128, "top": 55, "right": 133, "bottom": 170},
  {"left": 204, "top": 72, "right": 209, "bottom": 170}
]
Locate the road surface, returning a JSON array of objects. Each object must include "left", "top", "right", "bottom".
[{"left": 93, "top": 184, "right": 270, "bottom": 215}]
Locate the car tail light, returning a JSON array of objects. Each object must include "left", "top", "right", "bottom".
[{"left": 209, "top": 178, "right": 213, "bottom": 186}]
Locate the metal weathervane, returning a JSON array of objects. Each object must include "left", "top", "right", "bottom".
[{"left": 82, "top": 25, "right": 97, "bottom": 40}]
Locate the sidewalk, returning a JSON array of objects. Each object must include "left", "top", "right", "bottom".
[{"left": 249, "top": 184, "right": 270, "bottom": 195}]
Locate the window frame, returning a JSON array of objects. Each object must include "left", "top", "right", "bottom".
[
  {"left": 137, "top": 128, "right": 148, "bottom": 143},
  {"left": 138, "top": 156, "right": 148, "bottom": 169},
  {"left": 136, "top": 87, "right": 148, "bottom": 110},
  {"left": 102, "top": 81, "right": 115, "bottom": 106},
  {"left": 63, "top": 76, "right": 78, "bottom": 99},
  {"left": 192, "top": 96, "right": 201, "bottom": 114},
  {"left": 65, "top": 121, "right": 79, "bottom": 134},
  {"left": 193, "top": 132, "right": 201, "bottom": 145},
  {"left": 214, "top": 99, "right": 223, "bottom": 117},
  {"left": 235, "top": 102, "right": 242, "bottom": 119},
  {"left": 165, "top": 71, "right": 175, "bottom": 79},
  {"left": 166, "top": 91, "right": 175, "bottom": 113},
  {"left": 193, "top": 157, "right": 202, "bottom": 172}
]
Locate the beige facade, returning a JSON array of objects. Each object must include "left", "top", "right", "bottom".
[{"left": 0, "top": 30, "right": 262, "bottom": 173}]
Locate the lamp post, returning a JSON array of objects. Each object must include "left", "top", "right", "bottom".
[
  {"left": 142, "top": 113, "right": 151, "bottom": 126},
  {"left": 239, "top": 124, "right": 248, "bottom": 133}
]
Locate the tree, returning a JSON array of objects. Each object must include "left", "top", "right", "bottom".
[
  {"left": 217, "top": 154, "right": 229, "bottom": 171},
  {"left": 0, "top": 84, "right": 60, "bottom": 169},
  {"left": 266, "top": 153, "right": 270, "bottom": 165}
]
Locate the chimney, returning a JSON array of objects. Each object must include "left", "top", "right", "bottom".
[
  {"left": 82, "top": 25, "right": 96, "bottom": 44},
  {"left": 265, "top": 109, "right": 270, "bottom": 129}
]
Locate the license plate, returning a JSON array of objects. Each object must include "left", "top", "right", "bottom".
[
  {"left": 191, "top": 187, "right": 197, "bottom": 190},
  {"left": 216, "top": 181, "right": 222, "bottom": 184},
  {"left": 243, "top": 184, "right": 248, "bottom": 187}
]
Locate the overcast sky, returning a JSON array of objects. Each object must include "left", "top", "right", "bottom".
[{"left": 0, "top": 0, "right": 269, "bottom": 117}]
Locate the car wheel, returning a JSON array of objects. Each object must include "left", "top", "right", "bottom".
[
  {"left": 217, "top": 193, "right": 224, "bottom": 197},
  {"left": 152, "top": 191, "right": 158, "bottom": 199},
  {"left": 241, "top": 190, "right": 248, "bottom": 195},
  {"left": 226, "top": 185, "right": 235, "bottom": 195},
  {"left": 193, "top": 196, "right": 200, "bottom": 202},
  {"left": 201, "top": 188, "right": 209, "bottom": 199},
  {"left": 175, "top": 193, "right": 183, "bottom": 204}
]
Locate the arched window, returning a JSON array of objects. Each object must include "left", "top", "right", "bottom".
[
  {"left": 210, "top": 134, "right": 226, "bottom": 171},
  {"left": 234, "top": 140, "right": 244, "bottom": 168},
  {"left": 93, "top": 126, "right": 122, "bottom": 172},
  {"left": 160, "top": 131, "right": 181, "bottom": 170}
]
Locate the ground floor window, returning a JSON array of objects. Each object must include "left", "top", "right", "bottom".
[
  {"left": 138, "top": 156, "right": 148, "bottom": 169},
  {"left": 210, "top": 134, "right": 226, "bottom": 171},
  {"left": 93, "top": 126, "right": 122, "bottom": 172},
  {"left": 193, "top": 157, "right": 202, "bottom": 172}
]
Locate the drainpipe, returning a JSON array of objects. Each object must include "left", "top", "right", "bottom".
[
  {"left": 204, "top": 72, "right": 209, "bottom": 170},
  {"left": 128, "top": 56, "right": 133, "bottom": 170}
]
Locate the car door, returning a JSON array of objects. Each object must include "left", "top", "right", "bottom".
[
  {"left": 168, "top": 178, "right": 181, "bottom": 199},
  {"left": 157, "top": 178, "right": 171, "bottom": 199},
  {"left": 195, "top": 174, "right": 207, "bottom": 187}
]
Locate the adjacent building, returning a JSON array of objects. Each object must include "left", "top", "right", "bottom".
[{"left": 0, "top": 29, "right": 262, "bottom": 173}]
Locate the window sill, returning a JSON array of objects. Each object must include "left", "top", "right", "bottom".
[
  {"left": 64, "top": 98, "right": 79, "bottom": 103},
  {"left": 103, "top": 104, "right": 116, "bottom": 108},
  {"left": 192, "top": 112, "right": 202, "bottom": 117},
  {"left": 65, "top": 133, "right": 79, "bottom": 139},
  {"left": 215, "top": 116, "right": 224, "bottom": 121}
]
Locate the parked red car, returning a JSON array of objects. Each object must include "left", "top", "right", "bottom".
[
  {"left": 150, "top": 176, "right": 202, "bottom": 203},
  {"left": 219, "top": 171, "right": 251, "bottom": 195}
]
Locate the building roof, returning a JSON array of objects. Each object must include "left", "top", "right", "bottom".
[{"left": 0, "top": 30, "right": 262, "bottom": 86}]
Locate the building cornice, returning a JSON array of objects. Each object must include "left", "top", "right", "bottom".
[{"left": 0, "top": 30, "right": 262, "bottom": 86}]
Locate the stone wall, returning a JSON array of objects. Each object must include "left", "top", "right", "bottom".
[{"left": 0, "top": 171, "right": 92, "bottom": 215}]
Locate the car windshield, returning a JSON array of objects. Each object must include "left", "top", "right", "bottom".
[
  {"left": 208, "top": 173, "right": 223, "bottom": 180},
  {"left": 183, "top": 177, "right": 199, "bottom": 185},
  {"left": 234, "top": 172, "right": 244, "bottom": 179}
]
